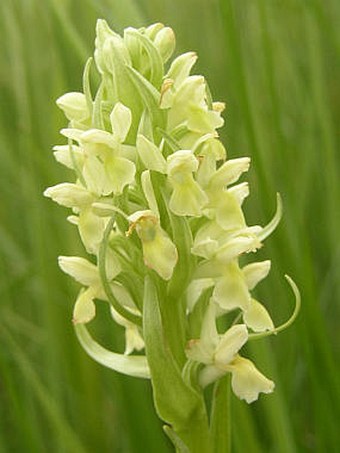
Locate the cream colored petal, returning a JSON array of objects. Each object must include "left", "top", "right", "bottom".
[
  {"left": 167, "top": 149, "right": 199, "bottom": 174},
  {"left": 191, "top": 238, "right": 219, "bottom": 259},
  {"left": 58, "top": 256, "right": 99, "bottom": 286},
  {"left": 213, "top": 262, "right": 251, "bottom": 311},
  {"left": 208, "top": 190, "right": 246, "bottom": 231},
  {"left": 187, "top": 107, "right": 224, "bottom": 134},
  {"left": 229, "top": 355, "right": 275, "bottom": 403},
  {"left": 186, "top": 278, "right": 215, "bottom": 312},
  {"left": 200, "top": 302, "right": 220, "bottom": 350},
  {"left": 199, "top": 364, "right": 226, "bottom": 388},
  {"left": 196, "top": 153, "right": 217, "bottom": 188},
  {"left": 228, "top": 182, "right": 249, "bottom": 205},
  {"left": 78, "top": 208, "right": 107, "bottom": 255},
  {"left": 215, "top": 236, "right": 260, "bottom": 264},
  {"left": 242, "top": 260, "right": 271, "bottom": 290},
  {"left": 81, "top": 129, "right": 113, "bottom": 146},
  {"left": 82, "top": 155, "right": 110, "bottom": 195},
  {"left": 105, "top": 156, "right": 136, "bottom": 194},
  {"left": 169, "top": 178, "right": 208, "bottom": 217},
  {"left": 43, "top": 183, "right": 94, "bottom": 209},
  {"left": 193, "top": 220, "right": 225, "bottom": 246},
  {"left": 137, "top": 135, "right": 167, "bottom": 173},
  {"left": 110, "top": 102, "right": 132, "bottom": 142},
  {"left": 60, "top": 128, "right": 84, "bottom": 142},
  {"left": 106, "top": 282, "right": 136, "bottom": 309},
  {"left": 104, "top": 247, "right": 121, "bottom": 280},
  {"left": 56, "top": 92, "right": 89, "bottom": 121},
  {"left": 73, "top": 288, "right": 97, "bottom": 324},
  {"left": 154, "top": 26, "right": 176, "bottom": 63},
  {"left": 110, "top": 307, "right": 144, "bottom": 355},
  {"left": 166, "top": 51, "right": 198, "bottom": 88},
  {"left": 214, "top": 324, "right": 248, "bottom": 367},
  {"left": 141, "top": 170, "right": 160, "bottom": 216},
  {"left": 124, "top": 326, "right": 145, "bottom": 355},
  {"left": 142, "top": 230, "right": 178, "bottom": 280},
  {"left": 53, "top": 145, "right": 84, "bottom": 170},
  {"left": 174, "top": 75, "right": 206, "bottom": 107},
  {"left": 209, "top": 157, "right": 250, "bottom": 189},
  {"left": 243, "top": 299, "right": 274, "bottom": 332},
  {"left": 186, "top": 339, "right": 215, "bottom": 365}
]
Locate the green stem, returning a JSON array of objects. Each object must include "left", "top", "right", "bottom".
[{"left": 210, "top": 375, "right": 232, "bottom": 453}]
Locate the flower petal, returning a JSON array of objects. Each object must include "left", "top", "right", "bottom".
[
  {"left": 169, "top": 177, "right": 208, "bottom": 217},
  {"left": 56, "top": 92, "right": 89, "bottom": 122},
  {"left": 136, "top": 134, "right": 167, "bottom": 173},
  {"left": 209, "top": 157, "right": 250, "bottom": 189},
  {"left": 229, "top": 355, "right": 274, "bottom": 403},
  {"left": 43, "top": 183, "right": 94, "bottom": 209},
  {"left": 130, "top": 211, "right": 178, "bottom": 280},
  {"left": 110, "top": 307, "right": 144, "bottom": 355},
  {"left": 73, "top": 288, "right": 97, "bottom": 324},
  {"left": 105, "top": 156, "right": 136, "bottom": 194},
  {"left": 53, "top": 145, "right": 84, "bottom": 170},
  {"left": 142, "top": 229, "right": 178, "bottom": 280},
  {"left": 58, "top": 256, "right": 99, "bottom": 286},
  {"left": 141, "top": 170, "right": 160, "bottom": 216},
  {"left": 207, "top": 190, "right": 246, "bottom": 231},
  {"left": 213, "top": 262, "right": 251, "bottom": 311},
  {"left": 166, "top": 52, "right": 197, "bottom": 88},
  {"left": 199, "top": 364, "right": 226, "bottom": 388},
  {"left": 243, "top": 299, "right": 274, "bottom": 332},
  {"left": 110, "top": 102, "right": 132, "bottom": 142},
  {"left": 78, "top": 208, "right": 107, "bottom": 255},
  {"left": 242, "top": 260, "right": 271, "bottom": 290},
  {"left": 214, "top": 324, "right": 248, "bottom": 367}
]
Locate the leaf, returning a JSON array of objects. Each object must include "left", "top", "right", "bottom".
[
  {"left": 163, "top": 425, "right": 190, "bottom": 453},
  {"left": 210, "top": 375, "right": 231, "bottom": 453},
  {"left": 143, "top": 276, "right": 202, "bottom": 427}
]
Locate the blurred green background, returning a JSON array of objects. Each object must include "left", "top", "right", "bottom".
[{"left": 0, "top": 0, "right": 339, "bottom": 451}]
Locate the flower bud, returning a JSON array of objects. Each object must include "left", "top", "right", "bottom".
[
  {"left": 56, "top": 92, "right": 89, "bottom": 122},
  {"left": 154, "top": 27, "right": 176, "bottom": 63}
]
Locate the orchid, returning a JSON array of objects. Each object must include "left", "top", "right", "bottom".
[{"left": 44, "top": 20, "right": 300, "bottom": 453}]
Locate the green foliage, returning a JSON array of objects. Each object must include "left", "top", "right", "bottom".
[{"left": 0, "top": 0, "right": 339, "bottom": 451}]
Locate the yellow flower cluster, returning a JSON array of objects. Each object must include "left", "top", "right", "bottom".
[{"left": 44, "top": 20, "right": 298, "bottom": 407}]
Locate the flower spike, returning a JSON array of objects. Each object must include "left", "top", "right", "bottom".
[{"left": 45, "top": 19, "right": 299, "bottom": 452}]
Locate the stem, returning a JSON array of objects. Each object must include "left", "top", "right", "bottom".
[
  {"left": 210, "top": 375, "right": 232, "bottom": 453},
  {"left": 98, "top": 216, "right": 142, "bottom": 326}
]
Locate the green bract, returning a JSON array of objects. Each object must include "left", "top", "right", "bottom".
[{"left": 44, "top": 20, "right": 300, "bottom": 453}]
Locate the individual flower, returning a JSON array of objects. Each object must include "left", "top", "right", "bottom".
[
  {"left": 167, "top": 150, "right": 208, "bottom": 216},
  {"left": 127, "top": 210, "right": 178, "bottom": 280},
  {"left": 186, "top": 303, "right": 274, "bottom": 403}
]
